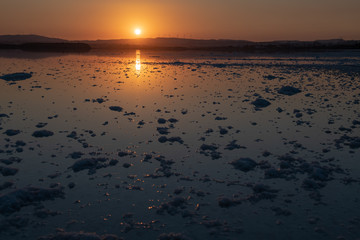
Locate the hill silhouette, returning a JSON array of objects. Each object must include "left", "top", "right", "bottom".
[
  {"left": 0, "top": 35, "right": 359, "bottom": 52},
  {"left": 0, "top": 34, "right": 67, "bottom": 44}
]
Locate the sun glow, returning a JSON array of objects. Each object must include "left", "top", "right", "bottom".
[{"left": 134, "top": 28, "right": 142, "bottom": 36}]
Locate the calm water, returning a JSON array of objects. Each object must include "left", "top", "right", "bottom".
[{"left": 1, "top": 50, "right": 360, "bottom": 240}]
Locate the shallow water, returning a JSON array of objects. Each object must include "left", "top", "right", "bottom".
[{"left": 0, "top": 50, "right": 360, "bottom": 240}]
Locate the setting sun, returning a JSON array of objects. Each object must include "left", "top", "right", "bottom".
[{"left": 134, "top": 28, "right": 141, "bottom": 36}]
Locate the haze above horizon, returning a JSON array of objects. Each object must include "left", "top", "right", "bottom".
[{"left": 1, "top": 0, "right": 359, "bottom": 42}]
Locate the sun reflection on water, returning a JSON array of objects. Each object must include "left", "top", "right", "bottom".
[{"left": 135, "top": 50, "right": 141, "bottom": 72}]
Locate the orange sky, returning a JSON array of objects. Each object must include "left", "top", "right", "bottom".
[{"left": 0, "top": 0, "right": 359, "bottom": 41}]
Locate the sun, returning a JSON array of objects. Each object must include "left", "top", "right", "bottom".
[{"left": 134, "top": 28, "right": 142, "bottom": 36}]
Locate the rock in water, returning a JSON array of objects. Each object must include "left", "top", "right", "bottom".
[
  {"left": 278, "top": 86, "right": 301, "bottom": 96},
  {"left": 32, "top": 130, "right": 54, "bottom": 138},
  {"left": 38, "top": 232, "right": 122, "bottom": 240},
  {"left": 109, "top": 106, "right": 123, "bottom": 112},
  {"left": 0, "top": 187, "right": 64, "bottom": 215},
  {"left": 157, "top": 232, "right": 188, "bottom": 240},
  {"left": 3, "top": 129, "right": 21, "bottom": 136},
  {"left": 230, "top": 158, "right": 257, "bottom": 172},
  {"left": 69, "top": 157, "right": 117, "bottom": 175},
  {"left": 251, "top": 98, "right": 271, "bottom": 108},
  {"left": 0, "top": 166, "right": 19, "bottom": 176},
  {"left": 0, "top": 73, "right": 32, "bottom": 81}
]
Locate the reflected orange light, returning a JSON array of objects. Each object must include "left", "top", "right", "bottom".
[{"left": 135, "top": 50, "right": 141, "bottom": 72}]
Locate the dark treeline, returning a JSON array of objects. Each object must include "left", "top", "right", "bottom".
[
  {"left": 0, "top": 41, "right": 359, "bottom": 53},
  {"left": 0, "top": 42, "right": 91, "bottom": 52},
  {"left": 88, "top": 44, "right": 360, "bottom": 52}
]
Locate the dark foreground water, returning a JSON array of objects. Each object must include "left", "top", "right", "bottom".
[{"left": 0, "top": 50, "right": 360, "bottom": 240}]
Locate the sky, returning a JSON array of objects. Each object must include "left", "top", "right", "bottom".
[{"left": 0, "top": 0, "right": 359, "bottom": 41}]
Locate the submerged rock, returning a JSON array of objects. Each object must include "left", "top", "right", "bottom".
[
  {"left": 158, "top": 232, "right": 189, "bottom": 240},
  {"left": 352, "top": 120, "right": 360, "bottom": 125},
  {"left": 68, "top": 151, "right": 84, "bottom": 159},
  {"left": 3, "top": 129, "right": 21, "bottom": 136},
  {"left": 158, "top": 136, "right": 184, "bottom": 144},
  {"left": 264, "top": 168, "right": 285, "bottom": 179},
  {"left": 157, "top": 127, "right": 170, "bottom": 135},
  {"left": 218, "top": 197, "right": 238, "bottom": 208},
  {"left": 0, "top": 157, "right": 22, "bottom": 165},
  {"left": 230, "top": 158, "right": 257, "bottom": 172},
  {"left": 0, "top": 187, "right": 64, "bottom": 215},
  {"left": 224, "top": 140, "right": 246, "bottom": 150},
  {"left": 200, "top": 144, "right": 218, "bottom": 151},
  {"left": 38, "top": 231, "right": 122, "bottom": 240},
  {"left": 278, "top": 86, "right": 301, "bottom": 96},
  {"left": 70, "top": 157, "right": 117, "bottom": 175},
  {"left": 219, "top": 127, "right": 228, "bottom": 135},
  {"left": 263, "top": 74, "right": 277, "bottom": 80},
  {"left": 199, "top": 144, "right": 222, "bottom": 160},
  {"left": 271, "top": 207, "right": 292, "bottom": 216},
  {"left": 0, "top": 181, "right": 13, "bottom": 191},
  {"left": 246, "top": 184, "right": 279, "bottom": 202},
  {"left": 70, "top": 158, "right": 105, "bottom": 173},
  {"left": 92, "top": 98, "right": 106, "bottom": 104},
  {"left": 251, "top": 98, "right": 271, "bottom": 108},
  {"left": 156, "top": 197, "right": 187, "bottom": 215},
  {"left": 0, "top": 72, "right": 32, "bottom": 81},
  {"left": 34, "top": 208, "right": 61, "bottom": 219},
  {"left": 215, "top": 116, "right": 227, "bottom": 121},
  {"left": 35, "top": 122, "right": 48, "bottom": 128},
  {"left": 158, "top": 118, "right": 167, "bottom": 124},
  {"left": 168, "top": 118, "right": 178, "bottom": 123},
  {"left": 0, "top": 166, "right": 18, "bottom": 176},
  {"left": 68, "top": 182, "right": 75, "bottom": 189},
  {"left": 118, "top": 150, "right": 134, "bottom": 157},
  {"left": 32, "top": 130, "right": 54, "bottom": 138},
  {"left": 302, "top": 178, "right": 325, "bottom": 190},
  {"left": 109, "top": 106, "right": 123, "bottom": 112},
  {"left": 158, "top": 136, "right": 168, "bottom": 143},
  {"left": 0, "top": 215, "right": 29, "bottom": 232},
  {"left": 310, "top": 166, "right": 330, "bottom": 181},
  {"left": 335, "top": 135, "right": 360, "bottom": 149}
]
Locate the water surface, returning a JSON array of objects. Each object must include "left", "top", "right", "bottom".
[{"left": 1, "top": 50, "right": 360, "bottom": 240}]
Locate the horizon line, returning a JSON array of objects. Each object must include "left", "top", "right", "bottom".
[{"left": 1, "top": 34, "right": 359, "bottom": 43}]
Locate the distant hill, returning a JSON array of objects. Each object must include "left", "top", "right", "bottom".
[
  {"left": 0, "top": 35, "right": 67, "bottom": 44},
  {"left": 0, "top": 35, "right": 89, "bottom": 52},
  {"left": 84, "top": 37, "right": 360, "bottom": 51},
  {"left": 0, "top": 35, "right": 359, "bottom": 51},
  {"left": 84, "top": 38, "right": 253, "bottom": 49}
]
